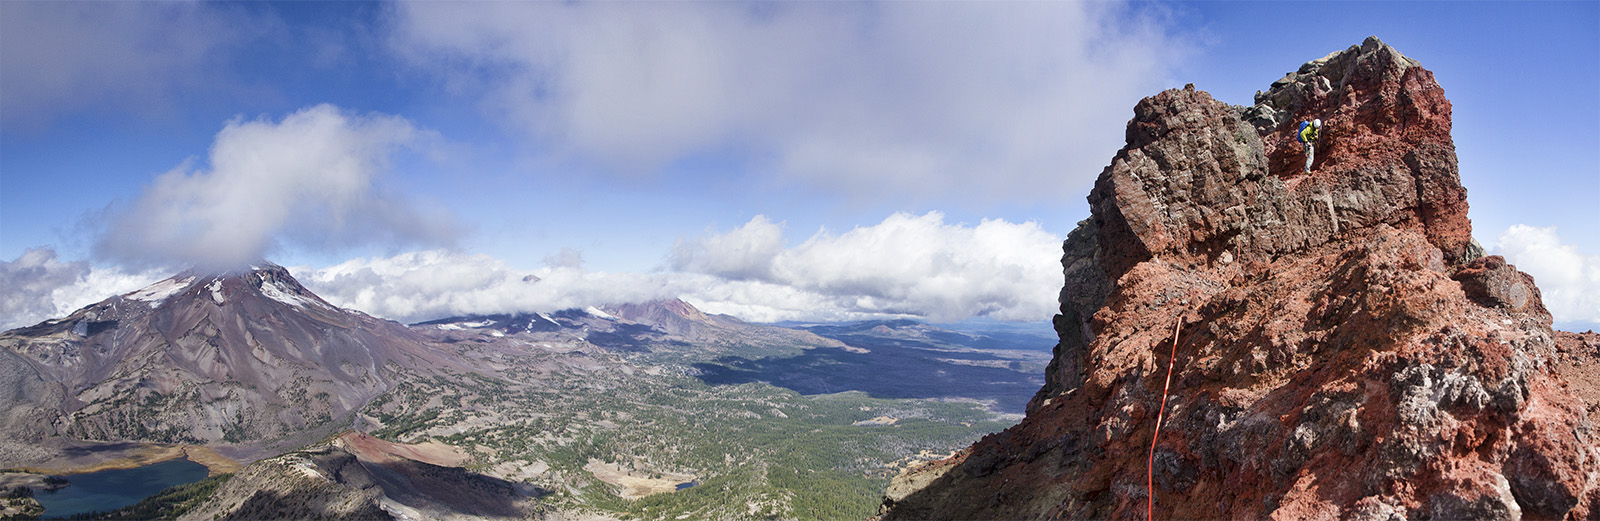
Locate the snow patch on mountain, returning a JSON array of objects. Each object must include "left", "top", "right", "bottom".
[
  {"left": 126, "top": 276, "right": 194, "bottom": 303},
  {"left": 259, "top": 278, "right": 322, "bottom": 309},
  {"left": 434, "top": 319, "right": 493, "bottom": 331}
]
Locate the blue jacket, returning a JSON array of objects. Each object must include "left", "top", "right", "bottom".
[{"left": 1298, "top": 121, "right": 1319, "bottom": 143}]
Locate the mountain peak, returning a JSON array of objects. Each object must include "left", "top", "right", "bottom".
[
  {"left": 604, "top": 298, "right": 732, "bottom": 337},
  {"left": 1089, "top": 35, "right": 1470, "bottom": 284},
  {"left": 118, "top": 261, "right": 335, "bottom": 312},
  {"left": 880, "top": 38, "right": 1599, "bottom": 521},
  {"left": 1, "top": 260, "right": 459, "bottom": 451}
]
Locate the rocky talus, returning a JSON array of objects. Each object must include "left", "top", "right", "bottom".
[
  {"left": 178, "top": 431, "right": 543, "bottom": 521},
  {"left": 879, "top": 37, "right": 1599, "bottom": 521}
]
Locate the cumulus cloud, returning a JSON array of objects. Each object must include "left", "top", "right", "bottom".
[
  {"left": 295, "top": 250, "right": 676, "bottom": 324},
  {"left": 1493, "top": 225, "right": 1600, "bottom": 327},
  {"left": 296, "top": 212, "right": 1061, "bottom": 325},
  {"left": 0, "top": 248, "right": 164, "bottom": 330},
  {"left": 677, "top": 212, "right": 1063, "bottom": 322},
  {"left": 95, "top": 104, "right": 459, "bottom": 271},
  {"left": 391, "top": 1, "right": 1187, "bottom": 203},
  {"left": 0, "top": 1, "right": 243, "bottom": 131},
  {"left": 671, "top": 216, "right": 786, "bottom": 281}
]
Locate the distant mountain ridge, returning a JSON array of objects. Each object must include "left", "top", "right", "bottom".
[
  {"left": 606, "top": 298, "right": 736, "bottom": 337},
  {"left": 418, "top": 298, "right": 848, "bottom": 353},
  {"left": 802, "top": 319, "right": 1039, "bottom": 347}
]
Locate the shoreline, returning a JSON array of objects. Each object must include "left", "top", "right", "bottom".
[{"left": 10, "top": 444, "right": 243, "bottom": 477}]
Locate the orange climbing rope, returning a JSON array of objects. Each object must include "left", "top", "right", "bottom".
[{"left": 1148, "top": 317, "right": 1182, "bottom": 521}]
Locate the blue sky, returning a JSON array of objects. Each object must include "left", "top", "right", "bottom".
[{"left": 2, "top": 1, "right": 1596, "bottom": 330}]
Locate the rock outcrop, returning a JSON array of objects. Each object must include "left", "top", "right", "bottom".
[
  {"left": 0, "top": 347, "right": 66, "bottom": 463},
  {"left": 178, "top": 431, "right": 542, "bottom": 521},
  {"left": 1553, "top": 330, "right": 1600, "bottom": 419},
  {"left": 880, "top": 37, "right": 1599, "bottom": 521}
]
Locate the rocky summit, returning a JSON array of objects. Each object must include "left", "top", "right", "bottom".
[{"left": 878, "top": 37, "right": 1600, "bottom": 521}]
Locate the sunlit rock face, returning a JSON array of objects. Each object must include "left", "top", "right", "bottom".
[{"left": 878, "top": 37, "right": 1599, "bottom": 521}]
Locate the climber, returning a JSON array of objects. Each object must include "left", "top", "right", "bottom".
[{"left": 1298, "top": 119, "right": 1322, "bottom": 173}]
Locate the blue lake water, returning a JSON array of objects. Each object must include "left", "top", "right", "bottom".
[{"left": 34, "top": 457, "right": 209, "bottom": 518}]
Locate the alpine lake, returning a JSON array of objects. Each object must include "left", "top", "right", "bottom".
[{"left": 33, "top": 457, "right": 209, "bottom": 518}]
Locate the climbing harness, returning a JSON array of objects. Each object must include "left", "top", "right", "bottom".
[{"left": 1147, "top": 317, "right": 1183, "bottom": 521}]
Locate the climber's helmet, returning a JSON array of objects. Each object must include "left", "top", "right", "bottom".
[{"left": 1313, "top": 119, "right": 1322, "bottom": 129}]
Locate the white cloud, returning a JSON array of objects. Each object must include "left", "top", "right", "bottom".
[
  {"left": 5, "top": 212, "right": 1060, "bottom": 329},
  {"left": 671, "top": 215, "right": 785, "bottom": 281},
  {"left": 295, "top": 250, "right": 675, "bottom": 324},
  {"left": 0, "top": 1, "right": 243, "bottom": 131},
  {"left": 391, "top": 1, "right": 1187, "bottom": 204},
  {"left": 1494, "top": 225, "right": 1600, "bottom": 327},
  {"left": 95, "top": 104, "right": 459, "bottom": 271},
  {"left": 681, "top": 212, "right": 1063, "bottom": 322},
  {"left": 295, "top": 249, "right": 855, "bottom": 324},
  {"left": 295, "top": 212, "right": 1062, "bottom": 325},
  {"left": 0, "top": 248, "right": 163, "bottom": 330}
]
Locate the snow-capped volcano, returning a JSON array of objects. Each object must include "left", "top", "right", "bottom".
[
  {"left": 0, "top": 263, "right": 463, "bottom": 457},
  {"left": 119, "top": 262, "right": 339, "bottom": 311}
]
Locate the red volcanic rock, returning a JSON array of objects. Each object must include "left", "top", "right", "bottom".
[
  {"left": 1453, "top": 255, "right": 1554, "bottom": 325},
  {"left": 880, "top": 38, "right": 1598, "bottom": 521},
  {"left": 1090, "top": 37, "right": 1474, "bottom": 286},
  {"left": 1550, "top": 330, "right": 1600, "bottom": 521},
  {"left": 1553, "top": 330, "right": 1600, "bottom": 418}
]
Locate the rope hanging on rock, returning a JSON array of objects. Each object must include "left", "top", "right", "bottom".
[{"left": 1148, "top": 317, "right": 1183, "bottom": 521}]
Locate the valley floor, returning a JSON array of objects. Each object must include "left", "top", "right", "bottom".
[
  {"left": 356, "top": 334, "right": 1018, "bottom": 520},
  {"left": 5, "top": 320, "right": 1031, "bottom": 520}
]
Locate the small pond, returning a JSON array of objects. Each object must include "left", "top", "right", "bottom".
[
  {"left": 675, "top": 479, "right": 700, "bottom": 491},
  {"left": 35, "top": 457, "right": 209, "bottom": 518}
]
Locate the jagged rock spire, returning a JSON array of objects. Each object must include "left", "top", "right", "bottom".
[{"left": 878, "top": 38, "right": 1598, "bottom": 521}]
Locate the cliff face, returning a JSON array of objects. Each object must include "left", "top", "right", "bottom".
[{"left": 880, "top": 37, "right": 1599, "bottom": 521}]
